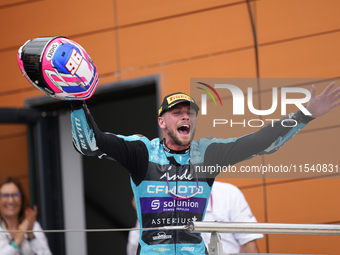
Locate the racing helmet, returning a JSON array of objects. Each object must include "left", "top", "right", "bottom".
[{"left": 17, "top": 36, "right": 98, "bottom": 100}]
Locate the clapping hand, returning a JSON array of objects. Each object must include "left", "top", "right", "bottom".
[{"left": 18, "top": 205, "right": 38, "bottom": 240}]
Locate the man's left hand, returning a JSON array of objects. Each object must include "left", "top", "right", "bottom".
[{"left": 306, "top": 82, "right": 340, "bottom": 118}]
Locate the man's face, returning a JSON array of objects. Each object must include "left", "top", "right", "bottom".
[{"left": 159, "top": 103, "right": 197, "bottom": 149}]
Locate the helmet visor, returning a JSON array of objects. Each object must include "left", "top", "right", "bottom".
[{"left": 19, "top": 37, "right": 59, "bottom": 95}]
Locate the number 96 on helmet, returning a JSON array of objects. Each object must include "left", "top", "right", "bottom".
[{"left": 17, "top": 36, "right": 99, "bottom": 100}]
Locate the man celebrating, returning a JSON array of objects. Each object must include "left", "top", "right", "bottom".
[
  {"left": 70, "top": 84, "right": 339, "bottom": 255},
  {"left": 17, "top": 37, "right": 340, "bottom": 255}
]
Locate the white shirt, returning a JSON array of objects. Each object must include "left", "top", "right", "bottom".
[
  {"left": 126, "top": 220, "right": 140, "bottom": 255},
  {"left": 0, "top": 221, "right": 52, "bottom": 255},
  {"left": 201, "top": 182, "right": 263, "bottom": 253}
]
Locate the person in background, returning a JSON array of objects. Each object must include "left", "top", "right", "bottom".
[
  {"left": 201, "top": 181, "right": 263, "bottom": 253},
  {"left": 0, "top": 176, "right": 52, "bottom": 255},
  {"left": 126, "top": 196, "right": 140, "bottom": 255}
]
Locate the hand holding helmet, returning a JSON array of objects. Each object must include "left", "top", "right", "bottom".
[{"left": 17, "top": 36, "right": 98, "bottom": 100}]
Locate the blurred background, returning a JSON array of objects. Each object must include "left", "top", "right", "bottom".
[{"left": 1, "top": 0, "right": 339, "bottom": 254}]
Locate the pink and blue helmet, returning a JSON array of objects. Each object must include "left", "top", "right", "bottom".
[{"left": 17, "top": 36, "right": 98, "bottom": 100}]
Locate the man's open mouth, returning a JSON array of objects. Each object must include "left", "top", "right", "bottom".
[{"left": 178, "top": 124, "right": 190, "bottom": 135}]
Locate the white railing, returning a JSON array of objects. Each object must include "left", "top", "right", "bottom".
[{"left": 188, "top": 221, "right": 340, "bottom": 255}]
